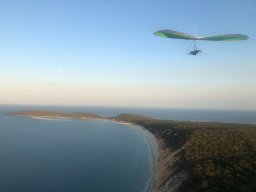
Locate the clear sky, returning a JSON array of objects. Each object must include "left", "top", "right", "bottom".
[{"left": 1, "top": 0, "right": 255, "bottom": 110}]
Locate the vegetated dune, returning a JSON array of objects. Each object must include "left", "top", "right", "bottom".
[{"left": 116, "top": 114, "right": 256, "bottom": 192}]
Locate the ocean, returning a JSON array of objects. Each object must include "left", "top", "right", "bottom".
[{"left": 0, "top": 107, "right": 156, "bottom": 192}]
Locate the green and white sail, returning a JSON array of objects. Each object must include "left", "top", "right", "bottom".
[{"left": 154, "top": 30, "right": 249, "bottom": 41}]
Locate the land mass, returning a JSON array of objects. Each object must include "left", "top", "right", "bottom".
[
  {"left": 8, "top": 110, "right": 103, "bottom": 119},
  {"left": 8, "top": 111, "right": 256, "bottom": 192}
]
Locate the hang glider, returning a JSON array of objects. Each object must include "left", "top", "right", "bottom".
[{"left": 154, "top": 29, "right": 249, "bottom": 55}]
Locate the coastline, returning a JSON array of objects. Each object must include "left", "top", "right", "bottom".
[
  {"left": 8, "top": 111, "right": 256, "bottom": 192},
  {"left": 15, "top": 115, "right": 69, "bottom": 121},
  {"left": 11, "top": 113, "right": 179, "bottom": 191},
  {"left": 31, "top": 116, "right": 59, "bottom": 120},
  {"left": 105, "top": 119, "right": 158, "bottom": 192},
  {"left": 9, "top": 111, "right": 159, "bottom": 192},
  {"left": 134, "top": 124, "right": 158, "bottom": 192}
]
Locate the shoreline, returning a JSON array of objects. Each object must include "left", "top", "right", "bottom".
[
  {"left": 104, "top": 118, "right": 158, "bottom": 192},
  {"left": 16, "top": 115, "right": 69, "bottom": 121},
  {"left": 8, "top": 110, "right": 256, "bottom": 192},
  {"left": 132, "top": 124, "right": 158, "bottom": 192},
  {"left": 9, "top": 112, "right": 159, "bottom": 192}
]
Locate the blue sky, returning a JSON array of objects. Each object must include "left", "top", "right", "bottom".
[{"left": 1, "top": 0, "right": 255, "bottom": 110}]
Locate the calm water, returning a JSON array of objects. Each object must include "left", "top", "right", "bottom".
[{"left": 0, "top": 112, "right": 156, "bottom": 192}]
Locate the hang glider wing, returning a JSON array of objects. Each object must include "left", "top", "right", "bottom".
[
  {"left": 154, "top": 30, "right": 196, "bottom": 40},
  {"left": 198, "top": 34, "right": 249, "bottom": 41}
]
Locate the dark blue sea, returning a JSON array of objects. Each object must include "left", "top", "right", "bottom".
[{"left": 0, "top": 106, "right": 157, "bottom": 192}]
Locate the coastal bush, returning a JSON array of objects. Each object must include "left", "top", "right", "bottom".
[
  {"left": 185, "top": 128, "right": 256, "bottom": 192},
  {"left": 110, "top": 113, "right": 256, "bottom": 191}
]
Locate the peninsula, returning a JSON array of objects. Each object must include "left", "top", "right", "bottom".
[
  {"left": 8, "top": 111, "right": 256, "bottom": 192},
  {"left": 9, "top": 110, "right": 103, "bottom": 120}
]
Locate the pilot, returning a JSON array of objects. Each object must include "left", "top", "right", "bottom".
[{"left": 188, "top": 49, "right": 202, "bottom": 55}]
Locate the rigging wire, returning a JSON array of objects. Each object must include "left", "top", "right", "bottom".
[{"left": 185, "top": 40, "right": 195, "bottom": 54}]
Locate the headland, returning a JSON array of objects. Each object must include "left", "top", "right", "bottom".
[{"left": 8, "top": 111, "right": 256, "bottom": 192}]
